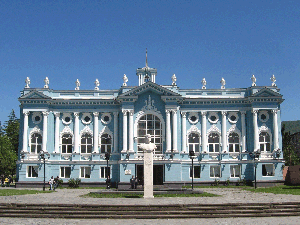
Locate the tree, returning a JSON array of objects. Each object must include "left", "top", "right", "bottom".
[
  {"left": 0, "top": 131, "right": 17, "bottom": 176},
  {"left": 282, "top": 124, "right": 300, "bottom": 166},
  {"left": 3, "top": 110, "right": 20, "bottom": 155}
]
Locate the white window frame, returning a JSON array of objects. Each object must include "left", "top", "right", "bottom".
[
  {"left": 230, "top": 165, "right": 241, "bottom": 178},
  {"left": 262, "top": 164, "right": 275, "bottom": 177},
  {"left": 259, "top": 131, "right": 271, "bottom": 153},
  {"left": 190, "top": 165, "right": 201, "bottom": 178},
  {"left": 81, "top": 133, "right": 93, "bottom": 154},
  {"left": 210, "top": 165, "right": 221, "bottom": 178},
  {"left": 80, "top": 166, "right": 91, "bottom": 178},
  {"left": 228, "top": 132, "right": 240, "bottom": 153},
  {"left": 100, "top": 133, "right": 112, "bottom": 153},
  {"left": 60, "top": 166, "right": 71, "bottom": 178},
  {"left": 30, "top": 132, "right": 42, "bottom": 154},
  {"left": 208, "top": 132, "right": 220, "bottom": 153},
  {"left": 100, "top": 166, "right": 111, "bottom": 178},
  {"left": 61, "top": 133, "right": 73, "bottom": 154},
  {"left": 27, "top": 166, "right": 39, "bottom": 178}
]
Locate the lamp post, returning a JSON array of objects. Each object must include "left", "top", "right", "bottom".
[
  {"left": 249, "top": 150, "right": 260, "bottom": 189},
  {"left": 189, "top": 150, "right": 196, "bottom": 190},
  {"left": 105, "top": 152, "right": 110, "bottom": 189},
  {"left": 39, "top": 150, "right": 49, "bottom": 191}
]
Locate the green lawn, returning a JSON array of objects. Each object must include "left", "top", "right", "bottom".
[
  {"left": 0, "top": 189, "right": 52, "bottom": 196},
  {"left": 83, "top": 192, "right": 217, "bottom": 198},
  {"left": 246, "top": 185, "right": 300, "bottom": 195}
]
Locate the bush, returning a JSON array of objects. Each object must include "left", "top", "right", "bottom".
[
  {"left": 57, "top": 179, "right": 63, "bottom": 188},
  {"left": 68, "top": 178, "right": 81, "bottom": 188}
]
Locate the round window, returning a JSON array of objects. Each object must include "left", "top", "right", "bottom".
[
  {"left": 101, "top": 113, "right": 112, "bottom": 124},
  {"left": 258, "top": 111, "right": 269, "bottom": 123},
  {"left": 32, "top": 112, "right": 42, "bottom": 124},
  {"left": 65, "top": 117, "right": 70, "bottom": 123},
  {"left": 228, "top": 112, "right": 239, "bottom": 124},
  {"left": 188, "top": 112, "right": 199, "bottom": 124},
  {"left": 81, "top": 113, "right": 92, "bottom": 125},
  {"left": 62, "top": 113, "right": 72, "bottom": 125},
  {"left": 208, "top": 112, "right": 219, "bottom": 124}
]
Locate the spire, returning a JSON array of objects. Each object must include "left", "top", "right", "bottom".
[{"left": 145, "top": 48, "right": 148, "bottom": 68}]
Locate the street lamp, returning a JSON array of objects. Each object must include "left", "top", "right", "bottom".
[
  {"left": 39, "top": 150, "right": 49, "bottom": 191},
  {"left": 189, "top": 150, "right": 196, "bottom": 190},
  {"left": 105, "top": 152, "right": 110, "bottom": 189},
  {"left": 249, "top": 150, "right": 261, "bottom": 189}
]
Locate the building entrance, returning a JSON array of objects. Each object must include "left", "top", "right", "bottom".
[{"left": 136, "top": 164, "right": 164, "bottom": 185}]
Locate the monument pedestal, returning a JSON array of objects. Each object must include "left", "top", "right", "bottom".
[{"left": 144, "top": 149, "right": 154, "bottom": 199}]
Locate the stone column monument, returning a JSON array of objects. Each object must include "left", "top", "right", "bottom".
[{"left": 139, "top": 134, "right": 156, "bottom": 199}]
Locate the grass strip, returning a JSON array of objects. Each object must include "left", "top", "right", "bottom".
[
  {"left": 0, "top": 189, "right": 52, "bottom": 196},
  {"left": 245, "top": 185, "right": 300, "bottom": 195}
]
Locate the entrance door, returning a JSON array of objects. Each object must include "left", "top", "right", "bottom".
[
  {"left": 153, "top": 165, "right": 164, "bottom": 185},
  {"left": 136, "top": 165, "right": 164, "bottom": 185}
]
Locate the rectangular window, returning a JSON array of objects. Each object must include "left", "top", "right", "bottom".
[
  {"left": 100, "top": 166, "right": 111, "bottom": 178},
  {"left": 210, "top": 165, "right": 221, "bottom": 178},
  {"left": 190, "top": 166, "right": 201, "bottom": 178},
  {"left": 262, "top": 164, "right": 274, "bottom": 176},
  {"left": 27, "top": 166, "right": 38, "bottom": 178},
  {"left": 80, "top": 167, "right": 91, "bottom": 178},
  {"left": 230, "top": 165, "right": 241, "bottom": 178},
  {"left": 60, "top": 167, "right": 71, "bottom": 178}
]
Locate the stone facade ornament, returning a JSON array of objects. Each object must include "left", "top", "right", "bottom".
[
  {"left": 251, "top": 75, "right": 256, "bottom": 86},
  {"left": 123, "top": 74, "right": 128, "bottom": 86},
  {"left": 44, "top": 77, "right": 49, "bottom": 89},
  {"left": 220, "top": 77, "right": 225, "bottom": 89},
  {"left": 25, "top": 77, "right": 30, "bottom": 88},
  {"left": 75, "top": 79, "right": 80, "bottom": 90},
  {"left": 271, "top": 75, "right": 276, "bottom": 86},
  {"left": 201, "top": 78, "right": 206, "bottom": 89},
  {"left": 171, "top": 74, "right": 177, "bottom": 86},
  {"left": 94, "top": 79, "right": 100, "bottom": 90}
]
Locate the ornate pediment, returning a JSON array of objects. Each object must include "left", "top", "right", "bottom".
[
  {"left": 251, "top": 88, "right": 282, "bottom": 98},
  {"left": 19, "top": 90, "right": 51, "bottom": 100},
  {"left": 118, "top": 82, "right": 182, "bottom": 98}
]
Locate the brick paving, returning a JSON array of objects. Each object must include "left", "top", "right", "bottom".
[{"left": 0, "top": 187, "right": 300, "bottom": 224}]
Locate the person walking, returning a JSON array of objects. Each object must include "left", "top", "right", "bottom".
[
  {"left": 130, "top": 175, "right": 135, "bottom": 189},
  {"left": 49, "top": 176, "right": 54, "bottom": 190},
  {"left": 53, "top": 176, "right": 59, "bottom": 190}
]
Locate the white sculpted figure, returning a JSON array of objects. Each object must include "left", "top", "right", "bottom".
[
  {"left": 75, "top": 79, "right": 80, "bottom": 90},
  {"left": 44, "top": 77, "right": 49, "bottom": 89},
  {"left": 271, "top": 75, "right": 276, "bottom": 86},
  {"left": 25, "top": 77, "right": 30, "bottom": 88},
  {"left": 123, "top": 74, "right": 128, "bottom": 86},
  {"left": 220, "top": 77, "right": 225, "bottom": 89},
  {"left": 201, "top": 78, "right": 206, "bottom": 89},
  {"left": 139, "top": 134, "right": 156, "bottom": 152},
  {"left": 251, "top": 75, "right": 256, "bottom": 86},
  {"left": 171, "top": 74, "right": 177, "bottom": 86},
  {"left": 94, "top": 79, "right": 100, "bottom": 90}
]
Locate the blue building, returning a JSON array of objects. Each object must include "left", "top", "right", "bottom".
[{"left": 17, "top": 58, "right": 284, "bottom": 187}]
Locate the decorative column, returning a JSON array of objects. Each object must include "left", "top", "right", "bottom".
[
  {"left": 42, "top": 111, "right": 49, "bottom": 152},
  {"left": 122, "top": 110, "right": 128, "bottom": 152},
  {"left": 181, "top": 112, "right": 187, "bottom": 153},
  {"left": 129, "top": 110, "right": 134, "bottom": 152},
  {"left": 272, "top": 109, "right": 279, "bottom": 150},
  {"left": 74, "top": 112, "right": 80, "bottom": 153},
  {"left": 54, "top": 112, "right": 60, "bottom": 153},
  {"left": 172, "top": 109, "right": 178, "bottom": 151},
  {"left": 166, "top": 110, "right": 171, "bottom": 151},
  {"left": 241, "top": 111, "right": 246, "bottom": 152},
  {"left": 93, "top": 112, "right": 99, "bottom": 153},
  {"left": 22, "top": 111, "right": 30, "bottom": 152},
  {"left": 201, "top": 111, "right": 207, "bottom": 152},
  {"left": 113, "top": 112, "right": 119, "bottom": 152},
  {"left": 252, "top": 110, "right": 259, "bottom": 151},
  {"left": 221, "top": 111, "right": 227, "bottom": 152}
]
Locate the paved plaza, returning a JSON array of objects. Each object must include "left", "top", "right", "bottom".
[{"left": 0, "top": 187, "right": 300, "bottom": 224}]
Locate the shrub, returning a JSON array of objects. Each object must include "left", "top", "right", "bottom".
[
  {"left": 68, "top": 178, "right": 81, "bottom": 188},
  {"left": 57, "top": 179, "right": 63, "bottom": 188}
]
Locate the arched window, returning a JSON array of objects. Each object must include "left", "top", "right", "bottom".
[
  {"left": 137, "top": 114, "right": 162, "bottom": 154},
  {"left": 31, "top": 133, "right": 42, "bottom": 154},
  {"left": 208, "top": 132, "right": 220, "bottom": 153},
  {"left": 188, "top": 133, "right": 200, "bottom": 153},
  {"left": 259, "top": 132, "right": 271, "bottom": 152},
  {"left": 62, "top": 134, "right": 73, "bottom": 153},
  {"left": 228, "top": 132, "right": 240, "bottom": 153},
  {"left": 101, "top": 134, "right": 112, "bottom": 153},
  {"left": 81, "top": 133, "right": 92, "bottom": 153}
]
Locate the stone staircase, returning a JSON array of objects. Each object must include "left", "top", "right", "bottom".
[{"left": 1, "top": 202, "right": 300, "bottom": 219}]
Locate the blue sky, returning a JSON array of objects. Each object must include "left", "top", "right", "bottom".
[{"left": 0, "top": 0, "right": 299, "bottom": 123}]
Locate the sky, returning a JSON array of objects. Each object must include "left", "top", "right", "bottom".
[{"left": 0, "top": 0, "right": 299, "bottom": 124}]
